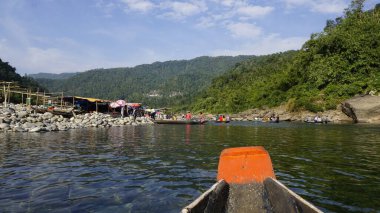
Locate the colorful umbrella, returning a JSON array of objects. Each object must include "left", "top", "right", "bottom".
[{"left": 116, "top": 100, "right": 126, "bottom": 107}]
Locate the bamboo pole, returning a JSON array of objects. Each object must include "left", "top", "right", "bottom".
[
  {"left": 36, "top": 88, "right": 39, "bottom": 105},
  {"left": 7, "top": 83, "right": 11, "bottom": 105},
  {"left": 61, "top": 92, "right": 63, "bottom": 107},
  {"left": 3, "top": 84, "right": 6, "bottom": 107}
]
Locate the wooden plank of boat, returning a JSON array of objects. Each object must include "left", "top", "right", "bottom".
[
  {"left": 182, "top": 146, "right": 323, "bottom": 213},
  {"left": 154, "top": 120, "right": 207, "bottom": 125}
]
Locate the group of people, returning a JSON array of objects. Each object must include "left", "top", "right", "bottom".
[
  {"left": 304, "top": 115, "right": 328, "bottom": 123},
  {"left": 254, "top": 114, "right": 279, "bottom": 123},
  {"left": 149, "top": 111, "right": 232, "bottom": 123},
  {"left": 184, "top": 111, "right": 205, "bottom": 122},
  {"left": 178, "top": 111, "right": 205, "bottom": 122},
  {"left": 270, "top": 114, "right": 279, "bottom": 123},
  {"left": 217, "top": 114, "right": 230, "bottom": 122}
]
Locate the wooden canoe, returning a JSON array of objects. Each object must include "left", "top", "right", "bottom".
[
  {"left": 182, "top": 147, "right": 322, "bottom": 213},
  {"left": 154, "top": 120, "right": 207, "bottom": 125}
]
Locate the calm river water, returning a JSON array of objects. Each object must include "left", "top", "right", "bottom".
[{"left": 0, "top": 122, "right": 379, "bottom": 212}]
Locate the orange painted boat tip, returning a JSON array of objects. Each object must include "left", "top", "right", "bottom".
[{"left": 217, "top": 146, "right": 276, "bottom": 184}]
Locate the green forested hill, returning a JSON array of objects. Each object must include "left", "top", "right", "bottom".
[
  {"left": 35, "top": 56, "right": 253, "bottom": 108},
  {"left": 192, "top": 51, "right": 297, "bottom": 113},
  {"left": 0, "top": 58, "right": 41, "bottom": 90},
  {"left": 192, "top": 2, "right": 380, "bottom": 113}
]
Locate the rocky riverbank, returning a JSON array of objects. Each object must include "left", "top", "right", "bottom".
[
  {"left": 229, "top": 105, "right": 353, "bottom": 123},
  {"left": 228, "top": 95, "right": 380, "bottom": 124},
  {"left": 0, "top": 104, "right": 153, "bottom": 133}
]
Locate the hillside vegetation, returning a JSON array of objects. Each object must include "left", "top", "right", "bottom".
[
  {"left": 192, "top": 1, "right": 380, "bottom": 113},
  {"left": 34, "top": 56, "right": 252, "bottom": 108}
]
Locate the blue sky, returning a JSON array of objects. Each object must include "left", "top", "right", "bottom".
[{"left": 0, "top": 0, "right": 378, "bottom": 74}]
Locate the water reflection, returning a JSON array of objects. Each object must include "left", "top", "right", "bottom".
[{"left": 0, "top": 123, "right": 379, "bottom": 212}]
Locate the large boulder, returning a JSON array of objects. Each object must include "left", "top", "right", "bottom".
[
  {"left": 0, "top": 123, "right": 10, "bottom": 129},
  {"left": 17, "top": 111, "right": 28, "bottom": 118},
  {"left": 341, "top": 95, "right": 380, "bottom": 123}
]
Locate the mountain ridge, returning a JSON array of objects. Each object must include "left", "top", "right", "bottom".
[{"left": 34, "top": 55, "right": 254, "bottom": 108}]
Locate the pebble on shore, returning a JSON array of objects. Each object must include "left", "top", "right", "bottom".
[{"left": 0, "top": 104, "right": 154, "bottom": 133}]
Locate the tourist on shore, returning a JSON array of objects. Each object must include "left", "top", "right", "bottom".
[
  {"left": 186, "top": 111, "right": 192, "bottom": 120},
  {"left": 150, "top": 111, "right": 156, "bottom": 120},
  {"left": 200, "top": 112, "right": 205, "bottom": 122}
]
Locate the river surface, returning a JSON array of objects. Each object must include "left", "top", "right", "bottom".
[{"left": 0, "top": 122, "right": 379, "bottom": 213}]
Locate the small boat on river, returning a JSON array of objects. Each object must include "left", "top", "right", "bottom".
[
  {"left": 215, "top": 120, "right": 230, "bottom": 123},
  {"left": 304, "top": 116, "right": 329, "bottom": 124},
  {"left": 215, "top": 114, "right": 230, "bottom": 123},
  {"left": 33, "top": 107, "right": 78, "bottom": 118},
  {"left": 182, "top": 146, "right": 322, "bottom": 213},
  {"left": 154, "top": 120, "right": 207, "bottom": 125}
]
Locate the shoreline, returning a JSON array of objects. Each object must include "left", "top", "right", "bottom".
[
  {"left": 228, "top": 106, "right": 354, "bottom": 123},
  {"left": 226, "top": 95, "right": 380, "bottom": 124},
  {"left": 2, "top": 101, "right": 379, "bottom": 133},
  {"left": 0, "top": 104, "right": 153, "bottom": 133}
]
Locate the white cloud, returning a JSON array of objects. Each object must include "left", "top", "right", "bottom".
[
  {"left": 218, "top": 0, "right": 236, "bottom": 7},
  {"left": 256, "top": 34, "right": 309, "bottom": 54},
  {"left": 311, "top": 1, "right": 347, "bottom": 13},
  {"left": 212, "top": 0, "right": 246, "bottom": 7},
  {"left": 283, "top": 0, "right": 348, "bottom": 14},
  {"left": 236, "top": 5, "right": 274, "bottom": 18},
  {"left": 120, "top": 0, "right": 155, "bottom": 13},
  {"left": 196, "top": 16, "right": 216, "bottom": 28},
  {"left": 226, "top": 22, "right": 262, "bottom": 38},
  {"left": 0, "top": 35, "right": 126, "bottom": 74},
  {"left": 25, "top": 47, "right": 79, "bottom": 73},
  {"left": 159, "top": 1, "right": 208, "bottom": 20},
  {"left": 211, "top": 34, "right": 308, "bottom": 56},
  {"left": 195, "top": 1, "right": 273, "bottom": 31},
  {"left": 95, "top": 0, "right": 117, "bottom": 18}
]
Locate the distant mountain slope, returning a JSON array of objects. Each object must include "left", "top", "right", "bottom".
[
  {"left": 35, "top": 55, "right": 253, "bottom": 107},
  {"left": 29, "top": 72, "right": 79, "bottom": 80},
  {"left": 192, "top": 2, "right": 380, "bottom": 113}
]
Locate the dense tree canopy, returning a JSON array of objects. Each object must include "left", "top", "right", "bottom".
[
  {"left": 34, "top": 56, "right": 252, "bottom": 108},
  {"left": 192, "top": 2, "right": 380, "bottom": 113}
]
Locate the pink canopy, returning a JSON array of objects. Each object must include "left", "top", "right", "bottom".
[
  {"left": 110, "top": 102, "right": 120, "bottom": 108},
  {"left": 116, "top": 100, "right": 126, "bottom": 107},
  {"left": 127, "top": 103, "right": 141, "bottom": 107}
]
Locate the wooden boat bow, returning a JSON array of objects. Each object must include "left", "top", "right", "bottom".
[{"left": 182, "top": 146, "right": 323, "bottom": 213}]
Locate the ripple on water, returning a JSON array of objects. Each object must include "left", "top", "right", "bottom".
[{"left": 0, "top": 123, "right": 379, "bottom": 212}]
